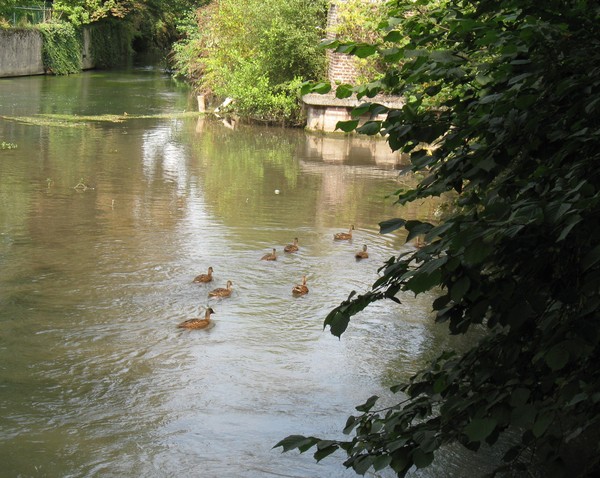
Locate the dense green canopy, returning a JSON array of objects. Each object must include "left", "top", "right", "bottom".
[
  {"left": 277, "top": 0, "right": 600, "bottom": 476},
  {"left": 171, "top": 0, "right": 328, "bottom": 124}
]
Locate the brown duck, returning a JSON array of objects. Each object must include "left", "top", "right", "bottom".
[
  {"left": 208, "top": 280, "right": 233, "bottom": 298},
  {"left": 177, "top": 307, "right": 215, "bottom": 330},
  {"left": 334, "top": 225, "right": 354, "bottom": 241},
  {"left": 192, "top": 266, "right": 214, "bottom": 283},
  {"left": 355, "top": 245, "right": 369, "bottom": 259},
  {"left": 292, "top": 276, "right": 309, "bottom": 296},
  {"left": 261, "top": 248, "right": 277, "bottom": 261},
  {"left": 284, "top": 238, "right": 299, "bottom": 253}
]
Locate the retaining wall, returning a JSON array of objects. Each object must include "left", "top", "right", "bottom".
[
  {"left": 0, "top": 27, "right": 95, "bottom": 78},
  {"left": 0, "top": 29, "right": 45, "bottom": 77}
]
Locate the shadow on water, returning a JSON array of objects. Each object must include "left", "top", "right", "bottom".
[{"left": 0, "top": 70, "right": 495, "bottom": 477}]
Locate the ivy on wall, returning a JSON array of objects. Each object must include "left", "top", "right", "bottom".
[
  {"left": 37, "top": 22, "right": 82, "bottom": 75},
  {"left": 89, "top": 19, "right": 133, "bottom": 69}
]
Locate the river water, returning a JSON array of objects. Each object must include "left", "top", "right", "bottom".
[{"left": 0, "top": 69, "right": 493, "bottom": 477}]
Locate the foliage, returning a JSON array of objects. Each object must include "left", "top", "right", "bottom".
[
  {"left": 330, "top": 0, "right": 388, "bottom": 84},
  {"left": 89, "top": 18, "right": 133, "bottom": 68},
  {"left": 171, "top": 0, "right": 327, "bottom": 125},
  {"left": 0, "top": 0, "right": 18, "bottom": 19},
  {"left": 276, "top": 0, "right": 600, "bottom": 476},
  {"left": 169, "top": 6, "right": 211, "bottom": 84},
  {"left": 37, "top": 22, "right": 82, "bottom": 75},
  {"left": 53, "top": 0, "right": 140, "bottom": 25},
  {"left": 53, "top": 0, "right": 202, "bottom": 54}
]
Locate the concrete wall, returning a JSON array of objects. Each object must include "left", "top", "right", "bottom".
[
  {"left": 0, "top": 29, "right": 45, "bottom": 77},
  {"left": 81, "top": 27, "right": 94, "bottom": 70},
  {"left": 303, "top": 93, "right": 404, "bottom": 133},
  {"left": 0, "top": 27, "right": 95, "bottom": 78}
]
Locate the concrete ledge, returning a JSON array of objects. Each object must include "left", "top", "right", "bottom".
[
  {"left": 302, "top": 93, "right": 404, "bottom": 133},
  {"left": 302, "top": 92, "right": 404, "bottom": 109}
]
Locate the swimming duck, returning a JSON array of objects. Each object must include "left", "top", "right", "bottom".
[
  {"left": 355, "top": 244, "right": 369, "bottom": 259},
  {"left": 334, "top": 225, "right": 355, "bottom": 241},
  {"left": 261, "top": 248, "right": 277, "bottom": 261},
  {"left": 292, "top": 276, "right": 309, "bottom": 296},
  {"left": 192, "top": 266, "right": 214, "bottom": 283},
  {"left": 177, "top": 307, "right": 215, "bottom": 329},
  {"left": 208, "top": 280, "right": 233, "bottom": 298},
  {"left": 284, "top": 238, "right": 299, "bottom": 253}
]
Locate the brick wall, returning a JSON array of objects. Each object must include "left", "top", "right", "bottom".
[{"left": 326, "top": 1, "right": 360, "bottom": 85}]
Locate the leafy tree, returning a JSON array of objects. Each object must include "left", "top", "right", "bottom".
[
  {"left": 52, "top": 0, "right": 202, "bottom": 52},
  {"left": 171, "top": 0, "right": 327, "bottom": 125},
  {"left": 276, "top": 0, "right": 600, "bottom": 476}
]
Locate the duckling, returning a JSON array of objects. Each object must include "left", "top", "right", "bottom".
[
  {"left": 192, "top": 266, "right": 214, "bottom": 283},
  {"left": 284, "top": 238, "right": 299, "bottom": 253},
  {"left": 334, "top": 225, "right": 355, "bottom": 241},
  {"left": 292, "top": 276, "right": 309, "bottom": 296},
  {"left": 177, "top": 307, "right": 215, "bottom": 329},
  {"left": 261, "top": 248, "right": 277, "bottom": 261},
  {"left": 355, "top": 244, "right": 369, "bottom": 259},
  {"left": 208, "top": 280, "right": 233, "bottom": 298}
]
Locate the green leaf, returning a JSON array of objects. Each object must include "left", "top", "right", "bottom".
[
  {"left": 556, "top": 214, "right": 582, "bottom": 242},
  {"left": 511, "top": 404, "right": 537, "bottom": 428},
  {"left": 336, "top": 84, "right": 354, "bottom": 99},
  {"left": 406, "top": 269, "right": 442, "bottom": 294},
  {"left": 515, "top": 94, "right": 537, "bottom": 109},
  {"left": 390, "top": 449, "right": 410, "bottom": 473},
  {"left": 351, "top": 103, "right": 373, "bottom": 117},
  {"left": 343, "top": 416, "right": 358, "bottom": 434},
  {"left": 450, "top": 276, "right": 470, "bottom": 302},
  {"left": 356, "top": 395, "right": 379, "bottom": 412},
  {"left": 353, "top": 455, "right": 375, "bottom": 475},
  {"left": 357, "top": 121, "right": 381, "bottom": 135},
  {"left": 354, "top": 44, "right": 377, "bottom": 58},
  {"left": 424, "top": 84, "right": 442, "bottom": 96},
  {"left": 310, "top": 82, "right": 332, "bottom": 94},
  {"left": 532, "top": 413, "right": 553, "bottom": 438},
  {"left": 464, "top": 242, "right": 493, "bottom": 265},
  {"left": 582, "top": 245, "right": 600, "bottom": 271},
  {"left": 383, "top": 30, "right": 402, "bottom": 42},
  {"left": 314, "top": 444, "right": 338, "bottom": 462},
  {"left": 373, "top": 455, "right": 392, "bottom": 471},
  {"left": 320, "top": 38, "right": 338, "bottom": 48},
  {"left": 412, "top": 448, "right": 434, "bottom": 468},
  {"left": 380, "top": 218, "right": 406, "bottom": 234},
  {"left": 274, "top": 435, "right": 318, "bottom": 452},
  {"left": 510, "top": 388, "right": 531, "bottom": 407},
  {"left": 464, "top": 418, "right": 497, "bottom": 442},
  {"left": 300, "top": 81, "right": 313, "bottom": 96},
  {"left": 324, "top": 311, "right": 349, "bottom": 337},
  {"left": 545, "top": 344, "right": 569, "bottom": 371},
  {"left": 336, "top": 120, "right": 360, "bottom": 132}
]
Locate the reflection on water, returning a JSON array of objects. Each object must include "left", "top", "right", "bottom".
[{"left": 0, "top": 70, "right": 491, "bottom": 477}]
